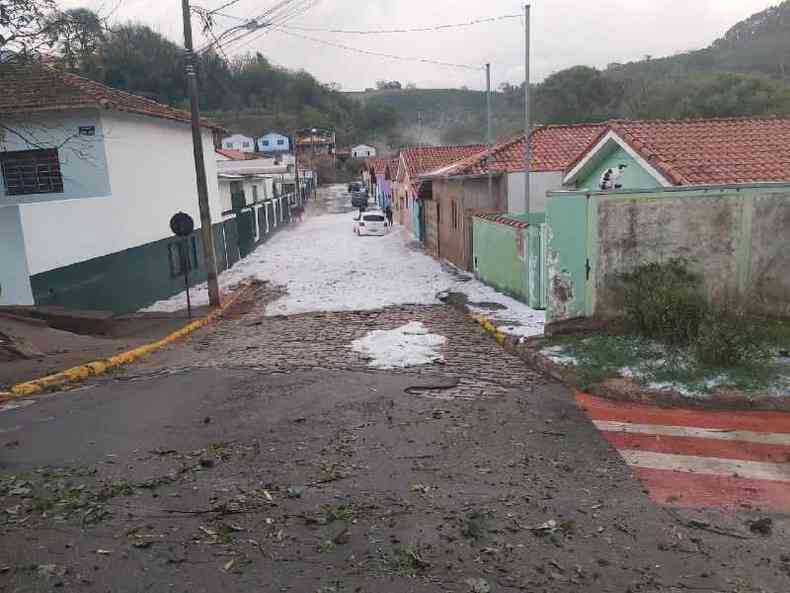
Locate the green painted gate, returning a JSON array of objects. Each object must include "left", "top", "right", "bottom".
[
  {"left": 545, "top": 194, "right": 591, "bottom": 322},
  {"left": 237, "top": 208, "right": 256, "bottom": 258}
]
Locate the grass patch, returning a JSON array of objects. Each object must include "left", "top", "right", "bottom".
[
  {"left": 461, "top": 510, "right": 493, "bottom": 542},
  {"left": 546, "top": 260, "right": 790, "bottom": 397},
  {"left": 546, "top": 332, "right": 788, "bottom": 396},
  {"left": 379, "top": 544, "right": 430, "bottom": 577}
]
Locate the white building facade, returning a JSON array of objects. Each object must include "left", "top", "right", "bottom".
[
  {"left": 221, "top": 133, "right": 255, "bottom": 153},
  {"left": 352, "top": 144, "right": 377, "bottom": 158}
]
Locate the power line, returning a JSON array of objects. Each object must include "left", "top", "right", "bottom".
[
  {"left": 271, "top": 26, "right": 483, "bottom": 71},
  {"left": 278, "top": 14, "right": 522, "bottom": 34},
  {"left": 196, "top": 0, "right": 317, "bottom": 54}
]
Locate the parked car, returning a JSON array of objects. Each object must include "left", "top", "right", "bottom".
[
  {"left": 353, "top": 210, "right": 388, "bottom": 236},
  {"left": 351, "top": 190, "right": 369, "bottom": 209}
]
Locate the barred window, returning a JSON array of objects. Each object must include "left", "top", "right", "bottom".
[{"left": 1, "top": 149, "right": 64, "bottom": 196}]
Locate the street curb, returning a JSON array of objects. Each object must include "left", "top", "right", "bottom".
[
  {"left": 0, "top": 284, "right": 254, "bottom": 399},
  {"left": 469, "top": 312, "right": 508, "bottom": 346}
]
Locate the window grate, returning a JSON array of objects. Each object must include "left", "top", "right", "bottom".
[{"left": 1, "top": 149, "right": 64, "bottom": 196}]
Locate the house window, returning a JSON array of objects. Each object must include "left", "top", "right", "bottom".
[
  {"left": 262, "top": 140, "right": 270, "bottom": 146},
  {"left": 276, "top": 139, "right": 285, "bottom": 146},
  {"left": 168, "top": 236, "right": 198, "bottom": 278},
  {"left": 243, "top": 141, "right": 250, "bottom": 147},
  {"left": 1, "top": 148, "right": 64, "bottom": 196}
]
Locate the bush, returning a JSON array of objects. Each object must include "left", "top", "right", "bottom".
[
  {"left": 694, "top": 306, "right": 772, "bottom": 368},
  {"left": 620, "top": 258, "right": 708, "bottom": 345}
]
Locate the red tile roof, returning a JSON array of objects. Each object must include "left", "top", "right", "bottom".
[
  {"left": 399, "top": 144, "right": 485, "bottom": 182},
  {"left": 216, "top": 148, "right": 254, "bottom": 161},
  {"left": 473, "top": 211, "right": 531, "bottom": 229},
  {"left": 430, "top": 123, "right": 606, "bottom": 178},
  {"left": 367, "top": 157, "right": 389, "bottom": 175},
  {"left": 579, "top": 118, "right": 790, "bottom": 185},
  {"left": 0, "top": 63, "right": 223, "bottom": 130}
]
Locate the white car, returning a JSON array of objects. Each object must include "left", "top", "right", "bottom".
[{"left": 353, "top": 210, "right": 388, "bottom": 236}]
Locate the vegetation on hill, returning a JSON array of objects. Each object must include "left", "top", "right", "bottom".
[
  {"left": 7, "top": 1, "right": 790, "bottom": 150},
  {"left": 356, "top": 1, "right": 790, "bottom": 144}
]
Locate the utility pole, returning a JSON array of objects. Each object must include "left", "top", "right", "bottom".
[
  {"left": 523, "top": 4, "right": 532, "bottom": 214},
  {"left": 181, "top": 0, "right": 220, "bottom": 307},
  {"left": 485, "top": 63, "right": 493, "bottom": 203}
]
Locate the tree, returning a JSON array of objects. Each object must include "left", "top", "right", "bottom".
[
  {"left": 57, "top": 7, "right": 104, "bottom": 72},
  {"left": 0, "top": 0, "right": 62, "bottom": 60},
  {"left": 533, "top": 66, "right": 620, "bottom": 123}
]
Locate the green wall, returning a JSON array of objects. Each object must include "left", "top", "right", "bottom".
[
  {"left": 473, "top": 218, "right": 529, "bottom": 303},
  {"left": 31, "top": 199, "right": 293, "bottom": 314},
  {"left": 576, "top": 146, "right": 659, "bottom": 191}
]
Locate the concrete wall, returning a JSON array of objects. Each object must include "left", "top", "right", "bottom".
[
  {"left": 748, "top": 191, "right": 790, "bottom": 316},
  {"left": 20, "top": 111, "right": 222, "bottom": 276},
  {"left": 473, "top": 217, "right": 528, "bottom": 301},
  {"left": 0, "top": 109, "right": 111, "bottom": 205},
  {"left": 507, "top": 171, "right": 563, "bottom": 214},
  {"left": 432, "top": 177, "right": 507, "bottom": 271},
  {"left": 546, "top": 185, "right": 790, "bottom": 322},
  {"left": 0, "top": 206, "right": 34, "bottom": 305}
]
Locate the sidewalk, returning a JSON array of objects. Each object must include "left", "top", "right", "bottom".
[{"left": 0, "top": 309, "right": 203, "bottom": 390}]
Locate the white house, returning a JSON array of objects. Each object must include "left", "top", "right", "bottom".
[
  {"left": 0, "top": 63, "right": 229, "bottom": 313},
  {"left": 257, "top": 131, "right": 291, "bottom": 153},
  {"left": 352, "top": 144, "right": 376, "bottom": 158},
  {"left": 221, "top": 133, "right": 255, "bottom": 153}
]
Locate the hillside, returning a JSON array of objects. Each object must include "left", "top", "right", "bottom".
[{"left": 347, "top": 1, "right": 790, "bottom": 143}]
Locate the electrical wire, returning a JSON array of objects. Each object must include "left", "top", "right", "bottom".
[
  {"left": 196, "top": 0, "right": 313, "bottom": 54},
  {"left": 270, "top": 26, "right": 483, "bottom": 70},
  {"left": 276, "top": 14, "right": 522, "bottom": 34}
]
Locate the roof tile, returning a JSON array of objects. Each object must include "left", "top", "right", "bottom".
[
  {"left": 429, "top": 124, "right": 606, "bottom": 178},
  {"left": 0, "top": 63, "right": 222, "bottom": 130},
  {"left": 604, "top": 118, "right": 790, "bottom": 185}
]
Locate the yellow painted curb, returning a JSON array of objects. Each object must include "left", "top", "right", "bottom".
[
  {"left": 0, "top": 284, "right": 253, "bottom": 399},
  {"left": 470, "top": 312, "right": 508, "bottom": 345}
]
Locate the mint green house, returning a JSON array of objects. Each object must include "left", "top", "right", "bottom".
[{"left": 546, "top": 118, "right": 790, "bottom": 323}]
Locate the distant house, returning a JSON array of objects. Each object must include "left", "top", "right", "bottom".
[
  {"left": 0, "top": 63, "right": 228, "bottom": 312},
  {"left": 294, "top": 128, "right": 335, "bottom": 156},
  {"left": 392, "top": 144, "right": 485, "bottom": 240},
  {"left": 257, "top": 131, "right": 291, "bottom": 154},
  {"left": 221, "top": 133, "right": 255, "bottom": 153},
  {"left": 352, "top": 144, "right": 376, "bottom": 158},
  {"left": 421, "top": 124, "right": 605, "bottom": 271}
]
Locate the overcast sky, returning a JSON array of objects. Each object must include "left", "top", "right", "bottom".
[{"left": 62, "top": 0, "right": 778, "bottom": 91}]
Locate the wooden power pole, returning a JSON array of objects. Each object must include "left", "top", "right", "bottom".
[{"left": 181, "top": 0, "right": 221, "bottom": 308}]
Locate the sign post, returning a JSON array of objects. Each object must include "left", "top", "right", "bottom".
[{"left": 170, "top": 212, "right": 196, "bottom": 320}]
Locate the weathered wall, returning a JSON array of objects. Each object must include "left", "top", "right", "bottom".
[
  {"left": 473, "top": 218, "right": 528, "bottom": 301},
  {"left": 750, "top": 192, "right": 790, "bottom": 316},
  {"left": 595, "top": 194, "right": 741, "bottom": 317},
  {"left": 423, "top": 198, "right": 439, "bottom": 257},
  {"left": 546, "top": 185, "right": 790, "bottom": 322},
  {"left": 433, "top": 177, "right": 507, "bottom": 271}
]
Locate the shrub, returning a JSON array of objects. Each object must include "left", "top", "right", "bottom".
[
  {"left": 694, "top": 306, "right": 772, "bottom": 368},
  {"left": 620, "top": 258, "right": 708, "bottom": 345}
]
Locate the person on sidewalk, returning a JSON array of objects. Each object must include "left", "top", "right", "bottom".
[{"left": 385, "top": 204, "right": 394, "bottom": 227}]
